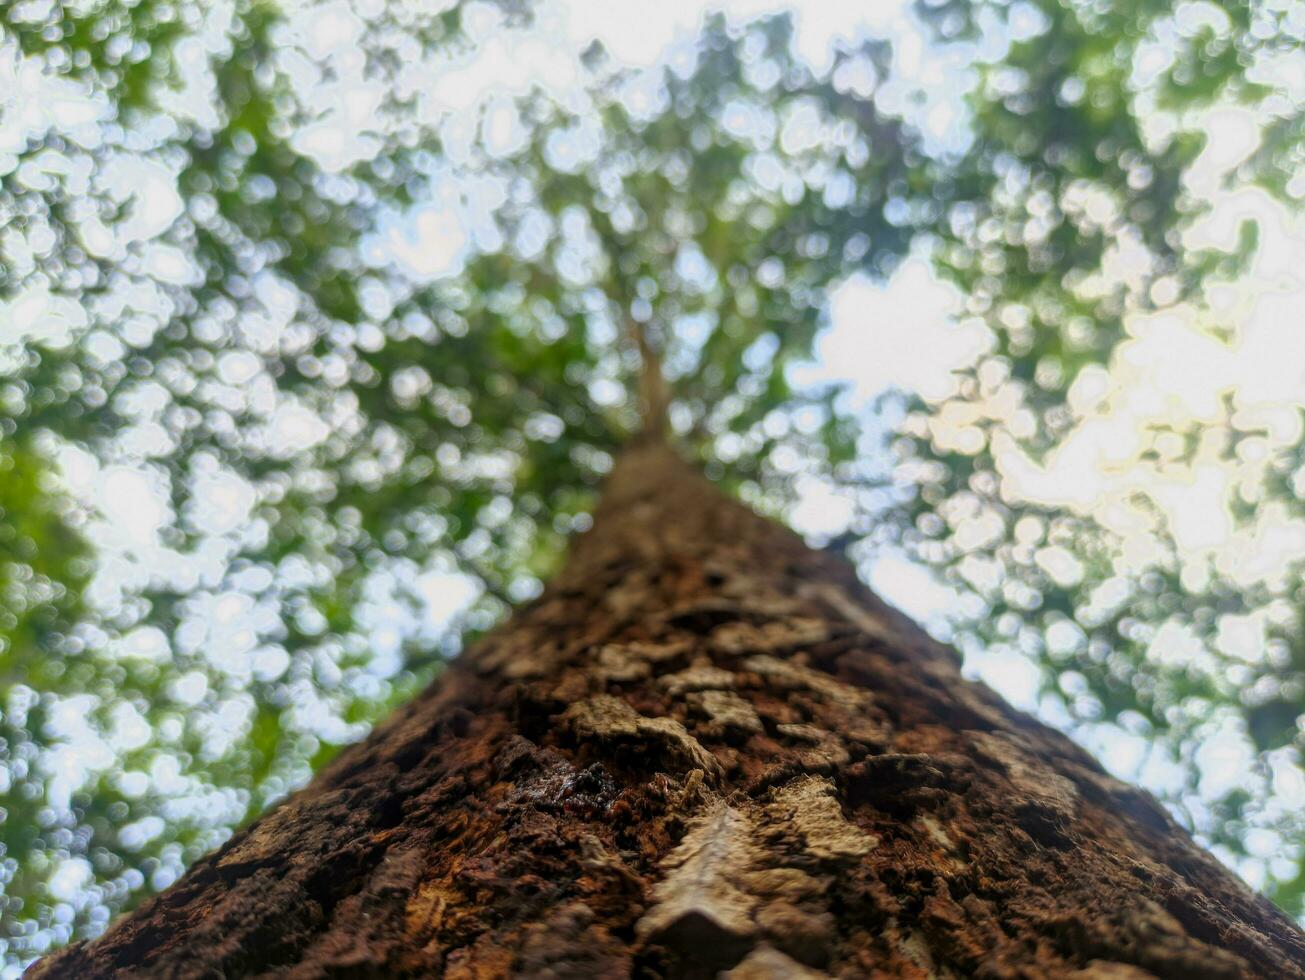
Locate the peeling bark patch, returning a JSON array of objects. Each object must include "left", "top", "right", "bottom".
[
  {"left": 710, "top": 618, "right": 831, "bottom": 655},
  {"left": 968, "top": 729, "right": 1080, "bottom": 845},
  {"left": 636, "top": 802, "right": 761, "bottom": 960},
  {"left": 968, "top": 730, "right": 1080, "bottom": 813},
  {"left": 636, "top": 778, "right": 865, "bottom": 973},
  {"left": 563, "top": 694, "right": 724, "bottom": 779},
  {"left": 660, "top": 664, "right": 737, "bottom": 696},
  {"left": 722, "top": 944, "right": 830, "bottom": 979},
  {"left": 767, "top": 777, "right": 878, "bottom": 863},
  {"left": 594, "top": 644, "right": 653, "bottom": 683},
  {"left": 689, "top": 689, "right": 763, "bottom": 737},
  {"left": 741, "top": 654, "right": 870, "bottom": 712}
]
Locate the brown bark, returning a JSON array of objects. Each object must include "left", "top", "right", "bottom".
[{"left": 33, "top": 442, "right": 1305, "bottom": 978}]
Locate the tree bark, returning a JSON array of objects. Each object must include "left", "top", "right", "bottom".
[{"left": 33, "top": 442, "right": 1305, "bottom": 978}]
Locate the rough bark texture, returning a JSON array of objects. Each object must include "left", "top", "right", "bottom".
[{"left": 34, "top": 443, "right": 1305, "bottom": 978}]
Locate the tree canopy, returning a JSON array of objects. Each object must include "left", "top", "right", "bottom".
[{"left": 2, "top": 0, "right": 1303, "bottom": 969}]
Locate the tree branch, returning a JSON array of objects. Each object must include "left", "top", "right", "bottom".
[{"left": 630, "top": 318, "right": 670, "bottom": 441}]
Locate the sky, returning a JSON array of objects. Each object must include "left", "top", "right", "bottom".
[{"left": 3, "top": 0, "right": 1305, "bottom": 955}]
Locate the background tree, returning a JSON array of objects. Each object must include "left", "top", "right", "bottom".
[{"left": 1, "top": 0, "right": 1303, "bottom": 970}]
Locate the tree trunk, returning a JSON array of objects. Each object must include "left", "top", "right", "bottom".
[{"left": 33, "top": 442, "right": 1304, "bottom": 979}]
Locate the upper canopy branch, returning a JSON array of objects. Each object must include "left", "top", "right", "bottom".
[{"left": 630, "top": 317, "right": 671, "bottom": 442}]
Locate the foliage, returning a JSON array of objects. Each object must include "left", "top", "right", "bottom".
[{"left": 1, "top": 0, "right": 1302, "bottom": 968}]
